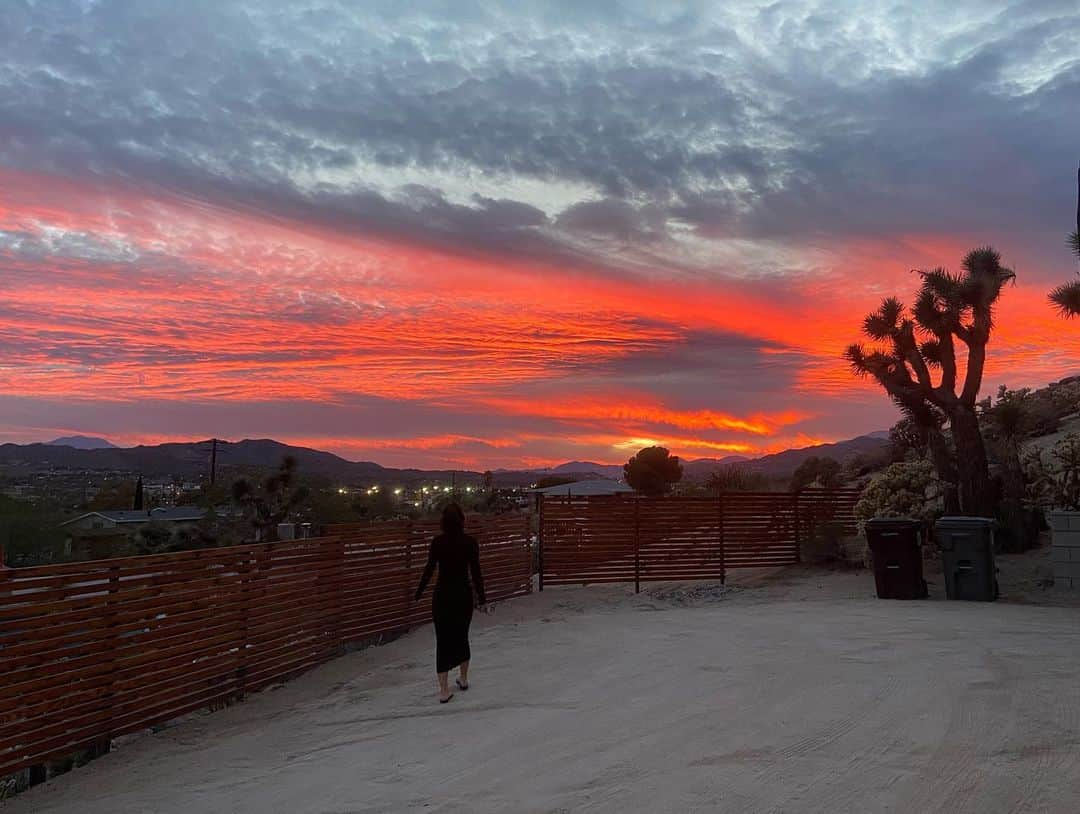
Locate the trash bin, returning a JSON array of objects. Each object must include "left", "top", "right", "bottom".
[
  {"left": 935, "top": 517, "right": 998, "bottom": 601},
  {"left": 865, "top": 518, "right": 928, "bottom": 599}
]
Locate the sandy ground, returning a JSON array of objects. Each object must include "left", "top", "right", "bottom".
[{"left": 7, "top": 561, "right": 1080, "bottom": 814}]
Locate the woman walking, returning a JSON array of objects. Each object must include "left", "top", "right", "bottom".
[{"left": 414, "top": 503, "right": 486, "bottom": 703}]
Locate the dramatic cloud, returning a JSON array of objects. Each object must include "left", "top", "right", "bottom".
[{"left": 0, "top": 1, "right": 1077, "bottom": 467}]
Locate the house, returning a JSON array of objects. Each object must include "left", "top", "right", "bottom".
[
  {"left": 60, "top": 507, "right": 207, "bottom": 559},
  {"left": 60, "top": 507, "right": 208, "bottom": 533}
]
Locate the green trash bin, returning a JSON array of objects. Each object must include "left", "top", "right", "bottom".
[{"left": 935, "top": 517, "right": 998, "bottom": 601}]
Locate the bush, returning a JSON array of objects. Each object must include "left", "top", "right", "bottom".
[
  {"left": 1025, "top": 434, "right": 1080, "bottom": 511},
  {"left": 854, "top": 460, "right": 943, "bottom": 532},
  {"left": 704, "top": 465, "right": 767, "bottom": 492}
]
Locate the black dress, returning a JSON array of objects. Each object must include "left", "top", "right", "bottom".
[{"left": 415, "top": 532, "right": 486, "bottom": 673}]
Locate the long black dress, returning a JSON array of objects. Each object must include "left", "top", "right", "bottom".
[{"left": 414, "top": 532, "right": 486, "bottom": 673}]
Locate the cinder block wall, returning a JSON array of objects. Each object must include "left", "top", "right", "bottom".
[{"left": 1049, "top": 512, "right": 1080, "bottom": 589}]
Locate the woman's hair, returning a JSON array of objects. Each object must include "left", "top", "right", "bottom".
[{"left": 440, "top": 502, "right": 466, "bottom": 535}]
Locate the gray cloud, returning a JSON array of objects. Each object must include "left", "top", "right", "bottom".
[{"left": 0, "top": 0, "right": 1076, "bottom": 279}]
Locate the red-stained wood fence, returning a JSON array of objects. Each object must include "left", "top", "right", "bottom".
[
  {"left": 2, "top": 491, "right": 861, "bottom": 781},
  {"left": 0, "top": 513, "right": 532, "bottom": 779},
  {"left": 539, "top": 488, "right": 861, "bottom": 588}
]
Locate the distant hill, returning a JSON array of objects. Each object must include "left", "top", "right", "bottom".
[
  {"left": 0, "top": 438, "right": 395, "bottom": 483},
  {"left": 546, "top": 461, "right": 624, "bottom": 479},
  {"left": 46, "top": 435, "right": 117, "bottom": 450},
  {"left": 0, "top": 432, "right": 891, "bottom": 487},
  {"left": 680, "top": 437, "right": 889, "bottom": 482}
]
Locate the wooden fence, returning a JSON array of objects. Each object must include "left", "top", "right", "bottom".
[
  {"left": 2, "top": 491, "right": 860, "bottom": 779},
  {"left": 0, "top": 513, "right": 532, "bottom": 778},
  {"left": 539, "top": 489, "right": 861, "bottom": 588}
]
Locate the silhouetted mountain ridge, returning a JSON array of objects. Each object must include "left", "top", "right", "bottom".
[{"left": 1, "top": 432, "right": 890, "bottom": 485}]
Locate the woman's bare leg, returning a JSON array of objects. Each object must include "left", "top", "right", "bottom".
[
  {"left": 437, "top": 671, "right": 451, "bottom": 701},
  {"left": 458, "top": 660, "right": 469, "bottom": 688}
]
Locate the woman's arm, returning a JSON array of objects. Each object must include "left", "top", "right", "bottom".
[
  {"left": 414, "top": 538, "right": 437, "bottom": 600},
  {"left": 469, "top": 539, "right": 486, "bottom": 605}
]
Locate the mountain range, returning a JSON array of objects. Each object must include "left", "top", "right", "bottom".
[{"left": 0, "top": 432, "right": 889, "bottom": 486}]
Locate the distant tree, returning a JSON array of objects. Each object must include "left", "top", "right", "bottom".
[
  {"left": 790, "top": 456, "right": 842, "bottom": 491},
  {"left": 845, "top": 247, "right": 1015, "bottom": 517},
  {"left": 1049, "top": 168, "right": 1080, "bottom": 318},
  {"left": 231, "top": 456, "right": 310, "bottom": 542},
  {"left": 624, "top": 446, "right": 683, "bottom": 496},
  {"left": 87, "top": 479, "right": 138, "bottom": 511},
  {"left": 135, "top": 519, "right": 174, "bottom": 555},
  {"left": 705, "top": 465, "right": 767, "bottom": 493},
  {"left": 482, "top": 470, "right": 495, "bottom": 494}
]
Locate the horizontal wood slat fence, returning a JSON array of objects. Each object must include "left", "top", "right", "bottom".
[
  {"left": 538, "top": 488, "right": 861, "bottom": 589},
  {"left": 0, "top": 513, "right": 532, "bottom": 779},
  {"left": 2, "top": 488, "right": 859, "bottom": 781}
]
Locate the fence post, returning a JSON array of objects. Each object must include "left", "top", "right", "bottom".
[
  {"left": 102, "top": 561, "right": 121, "bottom": 747},
  {"left": 0, "top": 545, "right": 11, "bottom": 606},
  {"left": 633, "top": 499, "right": 641, "bottom": 594},
  {"left": 718, "top": 492, "right": 726, "bottom": 585},
  {"left": 524, "top": 511, "right": 533, "bottom": 595},
  {"left": 404, "top": 521, "right": 412, "bottom": 616},
  {"left": 793, "top": 491, "right": 802, "bottom": 564},
  {"left": 236, "top": 546, "right": 254, "bottom": 699},
  {"left": 537, "top": 498, "right": 545, "bottom": 592},
  {"left": 333, "top": 535, "right": 345, "bottom": 652}
]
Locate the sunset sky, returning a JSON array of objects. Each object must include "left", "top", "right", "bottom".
[{"left": 1, "top": 1, "right": 1078, "bottom": 469}]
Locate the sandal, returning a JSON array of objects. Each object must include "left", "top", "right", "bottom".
[
  {"left": 456, "top": 679, "right": 469, "bottom": 691},
  {"left": 439, "top": 693, "right": 454, "bottom": 704}
]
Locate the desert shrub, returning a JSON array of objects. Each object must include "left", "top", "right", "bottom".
[
  {"left": 854, "top": 460, "right": 943, "bottom": 531},
  {"left": 704, "top": 465, "right": 767, "bottom": 492},
  {"left": 1025, "top": 434, "right": 1080, "bottom": 511},
  {"left": 790, "top": 456, "right": 842, "bottom": 491},
  {"left": 800, "top": 520, "right": 863, "bottom": 567}
]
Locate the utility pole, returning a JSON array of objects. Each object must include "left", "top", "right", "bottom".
[{"left": 209, "top": 438, "right": 218, "bottom": 486}]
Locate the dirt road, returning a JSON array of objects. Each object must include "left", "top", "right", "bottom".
[{"left": 7, "top": 569, "right": 1080, "bottom": 813}]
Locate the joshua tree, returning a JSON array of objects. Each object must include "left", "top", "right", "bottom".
[
  {"left": 231, "top": 456, "right": 309, "bottom": 542},
  {"left": 1049, "top": 166, "right": 1080, "bottom": 318},
  {"left": 845, "top": 247, "right": 1015, "bottom": 517}
]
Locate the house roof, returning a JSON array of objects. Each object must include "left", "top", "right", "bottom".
[
  {"left": 61, "top": 507, "right": 207, "bottom": 526},
  {"left": 530, "top": 479, "right": 636, "bottom": 496}
]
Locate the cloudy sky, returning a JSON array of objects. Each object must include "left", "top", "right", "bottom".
[{"left": 1, "top": 0, "right": 1078, "bottom": 468}]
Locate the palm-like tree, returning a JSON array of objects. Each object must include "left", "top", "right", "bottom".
[{"left": 845, "top": 247, "right": 1015, "bottom": 517}]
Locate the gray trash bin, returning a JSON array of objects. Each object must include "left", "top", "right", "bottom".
[{"left": 935, "top": 517, "right": 998, "bottom": 601}]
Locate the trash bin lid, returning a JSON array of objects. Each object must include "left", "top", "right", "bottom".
[
  {"left": 935, "top": 516, "right": 996, "bottom": 528},
  {"left": 865, "top": 516, "right": 922, "bottom": 529}
]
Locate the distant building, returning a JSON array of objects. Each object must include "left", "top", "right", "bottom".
[
  {"left": 60, "top": 507, "right": 207, "bottom": 533},
  {"left": 60, "top": 507, "right": 208, "bottom": 559},
  {"left": 529, "top": 479, "right": 635, "bottom": 497}
]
